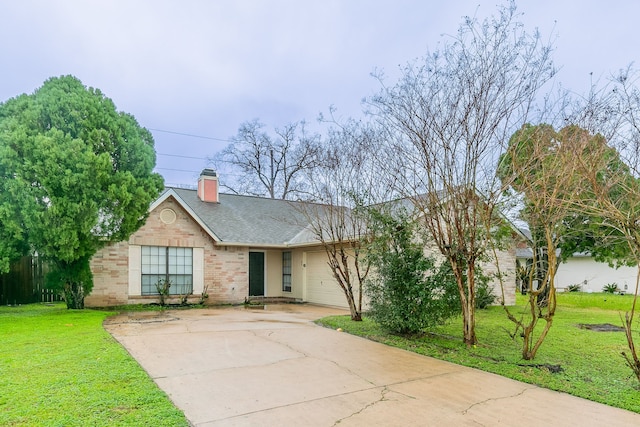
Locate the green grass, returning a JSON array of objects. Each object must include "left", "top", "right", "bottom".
[
  {"left": 317, "top": 292, "right": 640, "bottom": 413},
  {"left": 0, "top": 303, "right": 189, "bottom": 427}
]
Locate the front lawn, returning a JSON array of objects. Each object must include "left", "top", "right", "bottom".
[
  {"left": 0, "top": 303, "right": 189, "bottom": 427},
  {"left": 317, "top": 292, "right": 640, "bottom": 413}
]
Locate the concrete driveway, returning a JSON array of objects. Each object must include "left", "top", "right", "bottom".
[{"left": 105, "top": 305, "right": 640, "bottom": 426}]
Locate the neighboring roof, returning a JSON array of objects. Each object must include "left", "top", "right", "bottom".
[
  {"left": 516, "top": 248, "right": 533, "bottom": 259},
  {"left": 160, "top": 188, "right": 318, "bottom": 246},
  {"left": 516, "top": 226, "right": 532, "bottom": 241}
]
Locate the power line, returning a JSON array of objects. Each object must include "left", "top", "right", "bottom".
[
  {"left": 155, "top": 167, "right": 201, "bottom": 174},
  {"left": 149, "top": 128, "right": 232, "bottom": 142},
  {"left": 155, "top": 166, "right": 244, "bottom": 179},
  {"left": 164, "top": 183, "right": 197, "bottom": 189},
  {"left": 157, "top": 152, "right": 206, "bottom": 160}
]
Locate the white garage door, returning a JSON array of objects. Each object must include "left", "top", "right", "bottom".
[{"left": 305, "top": 251, "right": 349, "bottom": 308}]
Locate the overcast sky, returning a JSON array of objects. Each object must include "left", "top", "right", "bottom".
[{"left": 1, "top": 0, "right": 638, "bottom": 187}]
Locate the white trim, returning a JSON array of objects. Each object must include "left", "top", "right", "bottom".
[
  {"left": 128, "top": 245, "right": 141, "bottom": 296},
  {"left": 221, "top": 241, "right": 287, "bottom": 248},
  {"left": 192, "top": 247, "right": 204, "bottom": 295},
  {"left": 218, "top": 241, "right": 326, "bottom": 249},
  {"left": 286, "top": 241, "right": 328, "bottom": 248},
  {"left": 302, "top": 251, "right": 308, "bottom": 302}
]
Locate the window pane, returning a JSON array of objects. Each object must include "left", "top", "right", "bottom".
[
  {"left": 142, "top": 246, "right": 166, "bottom": 275},
  {"left": 282, "top": 251, "right": 292, "bottom": 274},
  {"left": 168, "top": 248, "right": 192, "bottom": 274},
  {"left": 142, "top": 274, "right": 163, "bottom": 295},
  {"left": 169, "top": 275, "right": 193, "bottom": 295},
  {"left": 283, "top": 275, "right": 291, "bottom": 292}
]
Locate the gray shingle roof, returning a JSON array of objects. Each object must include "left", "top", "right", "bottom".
[{"left": 169, "top": 188, "right": 317, "bottom": 246}]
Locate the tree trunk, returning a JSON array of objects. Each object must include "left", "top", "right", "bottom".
[
  {"left": 346, "top": 291, "right": 362, "bottom": 321},
  {"left": 462, "top": 308, "right": 477, "bottom": 346},
  {"left": 64, "top": 281, "right": 84, "bottom": 309},
  {"left": 623, "top": 311, "right": 640, "bottom": 382},
  {"left": 452, "top": 258, "right": 477, "bottom": 346},
  {"left": 622, "top": 267, "right": 640, "bottom": 383},
  {"left": 534, "top": 247, "right": 550, "bottom": 307}
]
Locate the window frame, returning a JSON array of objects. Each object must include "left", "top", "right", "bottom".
[
  {"left": 141, "top": 246, "right": 193, "bottom": 296},
  {"left": 282, "top": 251, "right": 292, "bottom": 292}
]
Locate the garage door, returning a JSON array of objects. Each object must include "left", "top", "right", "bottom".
[{"left": 305, "top": 251, "right": 349, "bottom": 308}]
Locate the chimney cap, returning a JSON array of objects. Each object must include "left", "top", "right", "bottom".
[{"left": 200, "top": 168, "right": 217, "bottom": 177}]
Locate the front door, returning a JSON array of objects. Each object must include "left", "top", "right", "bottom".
[{"left": 248, "top": 252, "right": 265, "bottom": 296}]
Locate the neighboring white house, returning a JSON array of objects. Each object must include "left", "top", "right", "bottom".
[
  {"left": 516, "top": 245, "right": 637, "bottom": 294},
  {"left": 556, "top": 254, "right": 637, "bottom": 293}
]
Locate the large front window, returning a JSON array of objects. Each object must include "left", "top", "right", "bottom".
[{"left": 141, "top": 246, "right": 193, "bottom": 295}]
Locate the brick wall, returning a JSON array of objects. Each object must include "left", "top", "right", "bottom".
[
  {"left": 482, "top": 247, "right": 517, "bottom": 306},
  {"left": 86, "top": 240, "right": 130, "bottom": 307},
  {"left": 86, "top": 195, "right": 249, "bottom": 307},
  {"left": 421, "top": 238, "right": 516, "bottom": 306},
  {"left": 209, "top": 245, "right": 248, "bottom": 303}
]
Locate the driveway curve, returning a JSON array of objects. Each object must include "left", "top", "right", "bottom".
[{"left": 105, "top": 305, "right": 640, "bottom": 426}]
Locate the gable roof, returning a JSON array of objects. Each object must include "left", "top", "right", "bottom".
[
  {"left": 155, "top": 188, "right": 318, "bottom": 247},
  {"left": 152, "top": 186, "right": 528, "bottom": 249}
]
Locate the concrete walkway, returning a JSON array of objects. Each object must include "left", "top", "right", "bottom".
[{"left": 105, "top": 305, "right": 640, "bottom": 426}]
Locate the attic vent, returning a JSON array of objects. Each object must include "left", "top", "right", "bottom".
[{"left": 160, "top": 208, "right": 176, "bottom": 224}]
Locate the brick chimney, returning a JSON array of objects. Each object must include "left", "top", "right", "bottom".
[{"left": 197, "top": 169, "right": 219, "bottom": 203}]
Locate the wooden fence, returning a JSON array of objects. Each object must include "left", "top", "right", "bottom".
[{"left": 0, "top": 256, "right": 60, "bottom": 305}]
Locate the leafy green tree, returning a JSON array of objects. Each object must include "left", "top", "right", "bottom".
[
  {"left": 497, "top": 123, "right": 575, "bottom": 359},
  {"left": 365, "top": 207, "right": 459, "bottom": 334},
  {"left": 0, "top": 76, "right": 164, "bottom": 308},
  {"left": 499, "top": 123, "right": 636, "bottom": 360},
  {"left": 563, "top": 122, "right": 640, "bottom": 382},
  {"left": 559, "top": 214, "right": 633, "bottom": 267},
  {"left": 0, "top": 175, "right": 29, "bottom": 273}
]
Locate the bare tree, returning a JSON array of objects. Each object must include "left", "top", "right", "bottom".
[
  {"left": 213, "top": 119, "right": 321, "bottom": 199},
  {"left": 297, "top": 120, "right": 381, "bottom": 321},
  {"left": 497, "top": 124, "right": 578, "bottom": 359},
  {"left": 562, "top": 76, "right": 640, "bottom": 381},
  {"left": 367, "top": 2, "right": 555, "bottom": 345}
]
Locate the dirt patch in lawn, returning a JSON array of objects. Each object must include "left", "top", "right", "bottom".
[
  {"left": 104, "top": 311, "right": 179, "bottom": 325},
  {"left": 577, "top": 323, "right": 625, "bottom": 332},
  {"left": 518, "top": 363, "right": 565, "bottom": 374}
]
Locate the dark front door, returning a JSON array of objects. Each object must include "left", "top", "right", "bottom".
[{"left": 249, "top": 252, "right": 265, "bottom": 296}]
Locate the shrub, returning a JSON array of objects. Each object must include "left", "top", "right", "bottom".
[
  {"left": 432, "top": 261, "right": 495, "bottom": 309},
  {"left": 566, "top": 284, "right": 581, "bottom": 292},
  {"left": 475, "top": 278, "right": 497, "bottom": 309},
  {"left": 155, "top": 278, "right": 171, "bottom": 306},
  {"left": 199, "top": 284, "right": 209, "bottom": 305},
  {"left": 602, "top": 283, "right": 619, "bottom": 294},
  {"left": 365, "top": 208, "right": 459, "bottom": 334}
]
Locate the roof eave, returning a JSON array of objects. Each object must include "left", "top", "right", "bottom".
[{"left": 215, "top": 241, "right": 289, "bottom": 248}]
